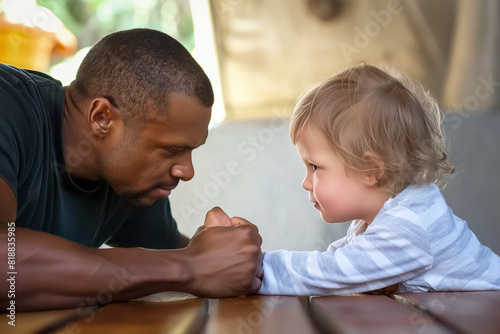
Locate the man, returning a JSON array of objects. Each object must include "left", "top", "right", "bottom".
[{"left": 0, "top": 28, "right": 263, "bottom": 311}]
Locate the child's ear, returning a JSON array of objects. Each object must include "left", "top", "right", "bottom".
[{"left": 362, "top": 151, "right": 385, "bottom": 186}]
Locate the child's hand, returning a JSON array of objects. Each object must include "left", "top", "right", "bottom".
[{"left": 204, "top": 206, "right": 232, "bottom": 228}]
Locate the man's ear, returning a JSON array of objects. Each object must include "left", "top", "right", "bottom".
[
  {"left": 87, "top": 98, "right": 122, "bottom": 137},
  {"left": 362, "top": 151, "right": 385, "bottom": 186}
]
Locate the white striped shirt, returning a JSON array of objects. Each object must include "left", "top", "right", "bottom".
[{"left": 259, "top": 184, "right": 500, "bottom": 295}]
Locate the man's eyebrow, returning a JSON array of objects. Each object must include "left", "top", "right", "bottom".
[{"left": 166, "top": 132, "right": 209, "bottom": 150}]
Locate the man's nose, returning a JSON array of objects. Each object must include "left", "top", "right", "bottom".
[{"left": 170, "top": 153, "right": 195, "bottom": 181}]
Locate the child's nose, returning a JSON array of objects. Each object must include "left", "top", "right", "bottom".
[{"left": 301, "top": 175, "right": 312, "bottom": 191}]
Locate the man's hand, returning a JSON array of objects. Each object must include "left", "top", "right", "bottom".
[{"left": 184, "top": 215, "right": 264, "bottom": 298}]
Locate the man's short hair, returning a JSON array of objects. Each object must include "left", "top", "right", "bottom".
[{"left": 73, "top": 28, "right": 214, "bottom": 122}]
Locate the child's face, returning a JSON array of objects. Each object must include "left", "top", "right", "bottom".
[{"left": 295, "top": 124, "right": 385, "bottom": 224}]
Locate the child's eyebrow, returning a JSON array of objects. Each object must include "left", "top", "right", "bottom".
[{"left": 301, "top": 157, "right": 314, "bottom": 165}]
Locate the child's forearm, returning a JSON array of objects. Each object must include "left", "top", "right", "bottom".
[
  {"left": 258, "top": 249, "right": 421, "bottom": 296},
  {"left": 259, "top": 250, "right": 341, "bottom": 295}
]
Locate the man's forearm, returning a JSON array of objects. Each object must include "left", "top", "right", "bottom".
[
  {"left": 1, "top": 222, "right": 263, "bottom": 311},
  {"left": 1, "top": 225, "right": 190, "bottom": 311}
]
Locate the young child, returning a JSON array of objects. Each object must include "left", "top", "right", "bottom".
[{"left": 205, "top": 63, "right": 500, "bottom": 295}]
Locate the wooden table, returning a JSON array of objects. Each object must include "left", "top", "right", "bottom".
[
  {"left": 310, "top": 291, "right": 500, "bottom": 334},
  {"left": 1, "top": 291, "right": 499, "bottom": 333},
  {"left": 205, "top": 295, "right": 316, "bottom": 334}
]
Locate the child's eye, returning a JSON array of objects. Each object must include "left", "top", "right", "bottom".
[{"left": 311, "top": 164, "right": 318, "bottom": 171}]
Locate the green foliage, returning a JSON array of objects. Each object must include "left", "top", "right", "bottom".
[{"left": 37, "top": 0, "right": 194, "bottom": 51}]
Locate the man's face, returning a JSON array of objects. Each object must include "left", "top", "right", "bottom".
[{"left": 98, "top": 94, "right": 211, "bottom": 208}]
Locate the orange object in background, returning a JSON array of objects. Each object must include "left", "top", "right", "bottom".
[{"left": 0, "top": 0, "right": 77, "bottom": 72}]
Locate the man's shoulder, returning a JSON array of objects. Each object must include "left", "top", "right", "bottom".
[
  {"left": 0, "top": 63, "right": 61, "bottom": 86},
  {"left": 25, "top": 68, "right": 63, "bottom": 88},
  {"left": 0, "top": 63, "right": 64, "bottom": 115}
]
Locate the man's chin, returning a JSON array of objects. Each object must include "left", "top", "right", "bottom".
[
  {"left": 123, "top": 196, "right": 158, "bottom": 209},
  {"left": 114, "top": 187, "right": 172, "bottom": 209}
]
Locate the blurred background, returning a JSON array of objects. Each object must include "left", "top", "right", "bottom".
[{"left": 1, "top": 0, "right": 499, "bottom": 254}]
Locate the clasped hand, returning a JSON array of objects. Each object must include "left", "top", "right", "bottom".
[{"left": 186, "top": 207, "right": 264, "bottom": 297}]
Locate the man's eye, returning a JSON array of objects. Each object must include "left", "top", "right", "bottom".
[{"left": 166, "top": 147, "right": 185, "bottom": 155}]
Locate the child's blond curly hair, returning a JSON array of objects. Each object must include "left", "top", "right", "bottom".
[{"left": 290, "top": 63, "right": 454, "bottom": 197}]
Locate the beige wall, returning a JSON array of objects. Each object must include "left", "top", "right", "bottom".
[{"left": 209, "top": 0, "right": 499, "bottom": 119}]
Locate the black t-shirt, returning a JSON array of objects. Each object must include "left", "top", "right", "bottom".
[{"left": 0, "top": 63, "right": 180, "bottom": 248}]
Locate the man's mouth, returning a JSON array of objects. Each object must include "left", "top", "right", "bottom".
[
  {"left": 156, "top": 182, "right": 178, "bottom": 198},
  {"left": 156, "top": 187, "right": 172, "bottom": 198}
]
